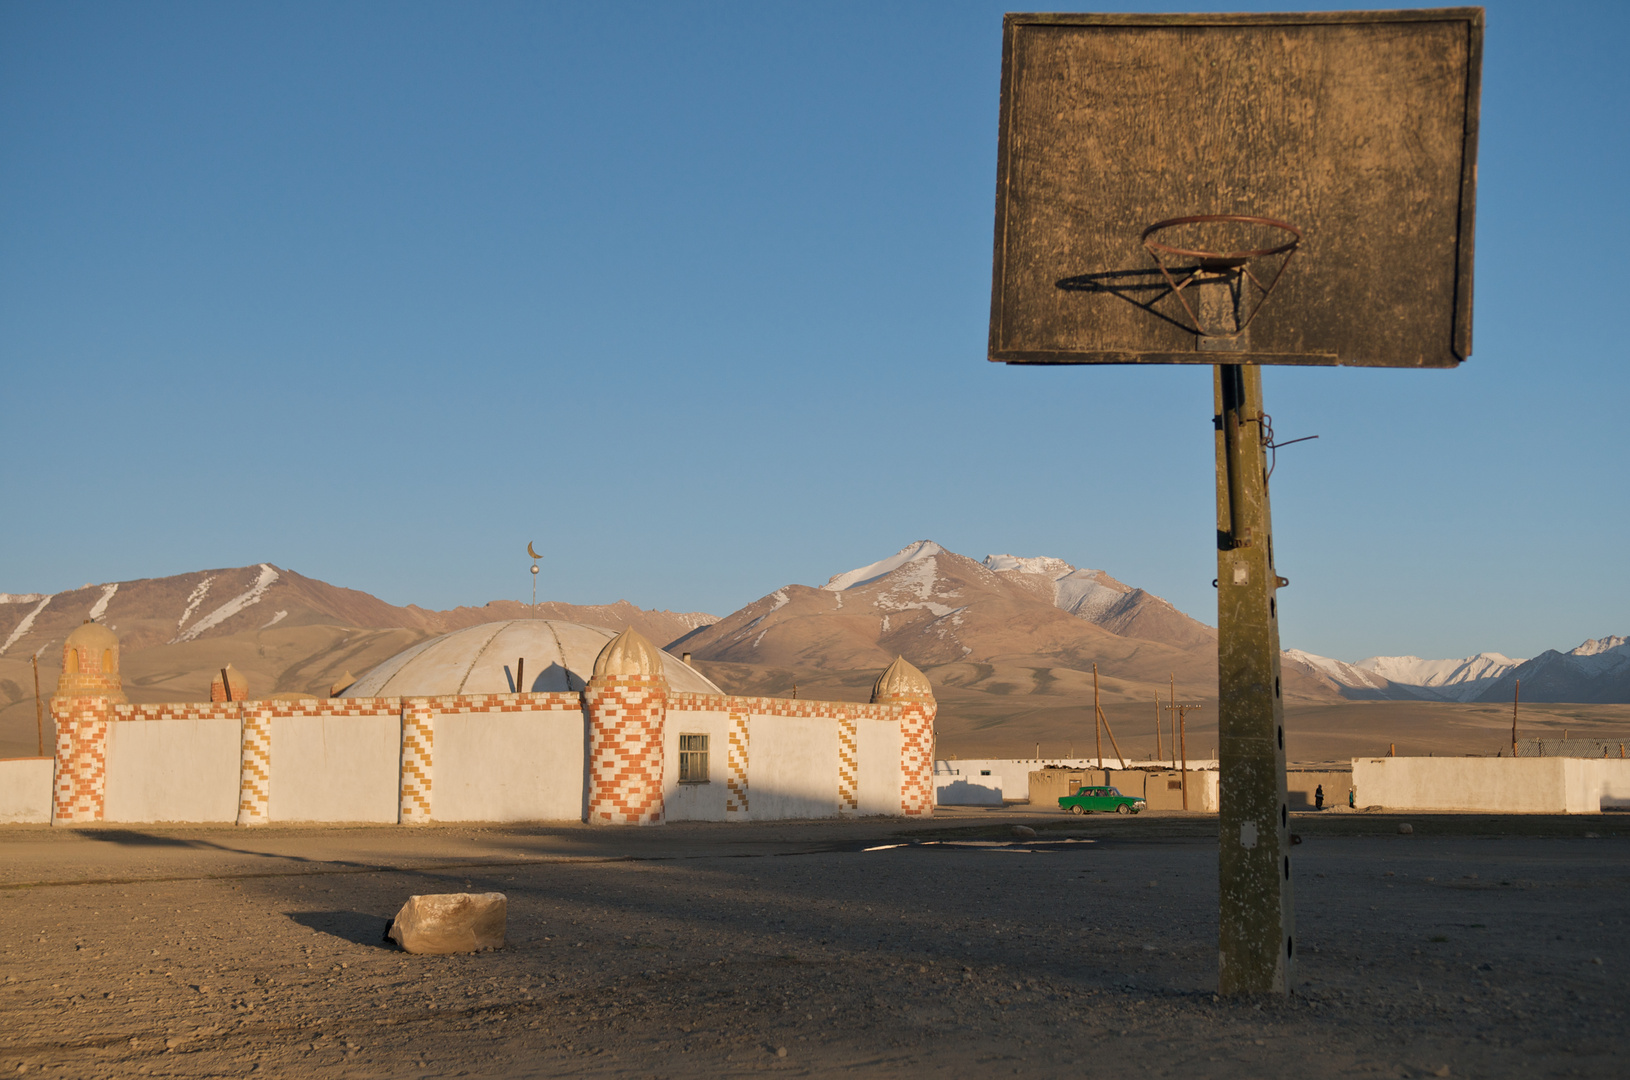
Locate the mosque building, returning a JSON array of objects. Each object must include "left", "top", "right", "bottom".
[{"left": 41, "top": 618, "right": 937, "bottom": 827}]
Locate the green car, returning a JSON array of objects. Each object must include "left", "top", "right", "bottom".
[{"left": 1058, "top": 785, "right": 1146, "bottom": 815}]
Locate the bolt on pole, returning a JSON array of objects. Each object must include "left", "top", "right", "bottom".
[{"left": 1214, "top": 363, "right": 1294, "bottom": 996}]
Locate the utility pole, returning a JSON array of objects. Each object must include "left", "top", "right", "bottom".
[
  {"left": 1092, "top": 664, "right": 1128, "bottom": 769},
  {"left": 1169, "top": 674, "right": 1178, "bottom": 770},
  {"left": 1092, "top": 662, "right": 1104, "bottom": 768},
  {"left": 1214, "top": 363, "right": 1293, "bottom": 997},
  {"left": 1511, "top": 679, "right": 1520, "bottom": 757},
  {"left": 1153, "top": 692, "right": 1163, "bottom": 761},
  {"left": 1165, "top": 701, "right": 1203, "bottom": 810},
  {"left": 31, "top": 651, "right": 44, "bottom": 759}
]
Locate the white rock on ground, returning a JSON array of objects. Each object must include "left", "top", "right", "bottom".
[{"left": 387, "top": 893, "right": 507, "bottom": 954}]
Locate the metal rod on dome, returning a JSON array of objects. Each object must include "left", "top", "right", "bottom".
[{"left": 527, "top": 541, "right": 542, "bottom": 619}]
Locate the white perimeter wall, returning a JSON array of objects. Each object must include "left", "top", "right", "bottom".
[
  {"left": 0, "top": 758, "right": 53, "bottom": 823},
  {"left": 270, "top": 715, "right": 398, "bottom": 823},
  {"left": 1354, "top": 757, "right": 1630, "bottom": 813},
  {"left": 434, "top": 708, "right": 587, "bottom": 822},
  {"left": 104, "top": 718, "right": 239, "bottom": 823},
  {"left": 749, "top": 714, "right": 838, "bottom": 820},
  {"left": 664, "top": 709, "right": 732, "bottom": 821},
  {"left": 854, "top": 719, "right": 901, "bottom": 816}
]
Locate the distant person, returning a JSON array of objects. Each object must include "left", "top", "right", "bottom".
[
  {"left": 1314, "top": 784, "right": 1325, "bottom": 811},
  {"left": 1348, "top": 789, "right": 1356, "bottom": 809}
]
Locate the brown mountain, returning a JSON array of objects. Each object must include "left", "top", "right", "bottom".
[
  {"left": 0, "top": 564, "right": 715, "bottom": 757},
  {"left": 668, "top": 541, "right": 1340, "bottom": 757}
]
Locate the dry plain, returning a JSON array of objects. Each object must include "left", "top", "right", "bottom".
[{"left": 1, "top": 811, "right": 1626, "bottom": 1079}]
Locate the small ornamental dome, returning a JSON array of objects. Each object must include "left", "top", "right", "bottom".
[
  {"left": 57, "top": 621, "right": 127, "bottom": 702},
  {"left": 592, "top": 627, "right": 666, "bottom": 680},
  {"left": 871, "top": 655, "right": 933, "bottom": 703},
  {"left": 210, "top": 664, "right": 249, "bottom": 703}
]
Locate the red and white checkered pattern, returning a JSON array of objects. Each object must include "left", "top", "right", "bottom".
[
  {"left": 51, "top": 697, "right": 109, "bottom": 823},
  {"left": 584, "top": 675, "right": 667, "bottom": 826},
  {"left": 726, "top": 710, "right": 750, "bottom": 817},
  {"left": 896, "top": 700, "right": 937, "bottom": 817},
  {"left": 399, "top": 701, "right": 434, "bottom": 823},
  {"left": 236, "top": 705, "right": 272, "bottom": 826},
  {"left": 838, "top": 716, "right": 859, "bottom": 813}
]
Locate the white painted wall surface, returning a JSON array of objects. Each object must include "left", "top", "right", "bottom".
[
  {"left": 937, "top": 759, "right": 1175, "bottom": 801},
  {"left": 664, "top": 708, "right": 731, "bottom": 821},
  {"left": 104, "top": 719, "right": 239, "bottom": 823},
  {"left": 1563, "top": 758, "right": 1630, "bottom": 812},
  {"left": 434, "top": 709, "right": 587, "bottom": 822},
  {"left": 1349, "top": 757, "right": 1630, "bottom": 813},
  {"left": 854, "top": 719, "right": 901, "bottom": 816},
  {"left": 935, "top": 770, "right": 1003, "bottom": 806},
  {"left": 0, "top": 758, "right": 53, "bottom": 823},
  {"left": 270, "top": 715, "right": 399, "bottom": 823},
  {"left": 748, "top": 714, "right": 837, "bottom": 821},
  {"left": 1190, "top": 770, "right": 1220, "bottom": 813}
]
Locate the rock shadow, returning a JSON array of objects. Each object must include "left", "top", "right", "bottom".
[{"left": 288, "top": 909, "right": 396, "bottom": 948}]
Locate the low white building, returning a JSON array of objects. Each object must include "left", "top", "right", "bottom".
[
  {"left": 22, "top": 620, "right": 939, "bottom": 827},
  {"left": 1353, "top": 756, "right": 1630, "bottom": 813}
]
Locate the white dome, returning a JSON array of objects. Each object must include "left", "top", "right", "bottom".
[{"left": 341, "top": 620, "right": 723, "bottom": 698}]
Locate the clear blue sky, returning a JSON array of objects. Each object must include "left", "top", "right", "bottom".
[{"left": 2, "top": 1, "right": 1624, "bottom": 664}]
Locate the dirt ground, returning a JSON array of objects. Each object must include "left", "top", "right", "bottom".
[{"left": 1, "top": 810, "right": 1626, "bottom": 1079}]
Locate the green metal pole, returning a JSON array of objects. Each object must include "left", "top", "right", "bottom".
[{"left": 1214, "top": 363, "right": 1295, "bottom": 996}]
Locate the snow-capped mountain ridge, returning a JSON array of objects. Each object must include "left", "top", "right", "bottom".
[
  {"left": 1282, "top": 649, "right": 1390, "bottom": 693},
  {"left": 1572, "top": 635, "right": 1627, "bottom": 657},
  {"left": 822, "top": 540, "right": 945, "bottom": 592}
]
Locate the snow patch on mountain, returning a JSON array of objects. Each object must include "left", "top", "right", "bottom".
[
  {"left": 0, "top": 595, "right": 52, "bottom": 656},
  {"left": 823, "top": 541, "right": 943, "bottom": 591},
  {"left": 875, "top": 557, "right": 958, "bottom": 618},
  {"left": 177, "top": 577, "right": 214, "bottom": 630},
  {"left": 0, "top": 593, "right": 46, "bottom": 604},
  {"left": 173, "top": 565, "right": 279, "bottom": 643},
  {"left": 983, "top": 553, "right": 1130, "bottom": 623},
  {"left": 982, "top": 554, "right": 1074, "bottom": 576},
  {"left": 87, "top": 583, "right": 118, "bottom": 621}
]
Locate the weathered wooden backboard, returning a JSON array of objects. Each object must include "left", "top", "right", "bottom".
[{"left": 989, "top": 9, "right": 1483, "bottom": 367}]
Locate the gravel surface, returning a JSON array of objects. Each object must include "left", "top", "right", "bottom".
[{"left": 1, "top": 812, "right": 1625, "bottom": 1078}]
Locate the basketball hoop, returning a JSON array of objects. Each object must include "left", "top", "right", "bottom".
[{"left": 1141, "top": 215, "right": 1301, "bottom": 339}]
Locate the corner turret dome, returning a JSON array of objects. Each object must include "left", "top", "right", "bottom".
[
  {"left": 340, "top": 620, "right": 719, "bottom": 698},
  {"left": 591, "top": 627, "right": 666, "bottom": 680},
  {"left": 58, "top": 621, "right": 127, "bottom": 701},
  {"left": 871, "top": 655, "right": 933, "bottom": 703}
]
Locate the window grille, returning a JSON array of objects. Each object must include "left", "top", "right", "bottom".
[{"left": 679, "top": 733, "right": 709, "bottom": 783}]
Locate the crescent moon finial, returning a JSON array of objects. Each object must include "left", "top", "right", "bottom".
[{"left": 527, "top": 541, "right": 542, "bottom": 560}]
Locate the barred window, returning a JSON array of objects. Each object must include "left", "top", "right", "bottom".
[{"left": 679, "top": 733, "right": 710, "bottom": 783}]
